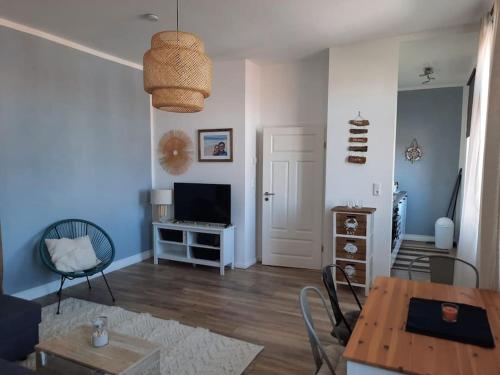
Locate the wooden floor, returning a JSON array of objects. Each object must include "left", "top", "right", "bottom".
[{"left": 37, "top": 260, "right": 362, "bottom": 374}]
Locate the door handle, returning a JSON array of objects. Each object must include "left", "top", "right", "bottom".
[{"left": 264, "top": 192, "right": 275, "bottom": 201}]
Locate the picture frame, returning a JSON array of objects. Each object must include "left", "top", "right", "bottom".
[{"left": 198, "top": 128, "right": 233, "bottom": 162}]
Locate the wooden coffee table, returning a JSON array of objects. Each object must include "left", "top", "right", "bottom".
[{"left": 35, "top": 326, "right": 160, "bottom": 375}]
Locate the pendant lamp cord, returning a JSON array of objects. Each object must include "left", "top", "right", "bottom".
[{"left": 176, "top": 0, "right": 179, "bottom": 41}]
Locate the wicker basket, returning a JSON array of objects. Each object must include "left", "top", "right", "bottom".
[{"left": 144, "top": 31, "right": 212, "bottom": 113}]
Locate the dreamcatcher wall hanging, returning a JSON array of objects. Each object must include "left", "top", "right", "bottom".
[
  {"left": 158, "top": 130, "right": 194, "bottom": 175},
  {"left": 405, "top": 139, "right": 423, "bottom": 164}
]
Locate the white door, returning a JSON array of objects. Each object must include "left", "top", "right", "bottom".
[{"left": 262, "top": 127, "right": 324, "bottom": 269}]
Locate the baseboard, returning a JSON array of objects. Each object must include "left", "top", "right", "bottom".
[
  {"left": 12, "top": 250, "right": 152, "bottom": 301},
  {"left": 403, "top": 234, "right": 435, "bottom": 242}
]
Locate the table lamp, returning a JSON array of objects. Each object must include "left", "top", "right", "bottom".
[{"left": 151, "top": 189, "right": 172, "bottom": 223}]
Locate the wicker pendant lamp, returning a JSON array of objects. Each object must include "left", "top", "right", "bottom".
[{"left": 143, "top": 1, "right": 212, "bottom": 113}]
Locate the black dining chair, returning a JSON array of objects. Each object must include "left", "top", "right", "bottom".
[{"left": 322, "top": 264, "right": 363, "bottom": 346}]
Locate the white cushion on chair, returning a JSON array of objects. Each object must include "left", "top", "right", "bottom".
[{"left": 45, "top": 236, "right": 99, "bottom": 272}]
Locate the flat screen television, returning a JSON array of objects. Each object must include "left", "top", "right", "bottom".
[{"left": 174, "top": 183, "right": 231, "bottom": 225}]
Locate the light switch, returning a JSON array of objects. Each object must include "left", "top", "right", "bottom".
[{"left": 373, "top": 183, "right": 381, "bottom": 196}]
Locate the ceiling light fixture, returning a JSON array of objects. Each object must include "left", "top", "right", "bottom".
[
  {"left": 143, "top": 0, "right": 212, "bottom": 113},
  {"left": 142, "top": 13, "right": 160, "bottom": 22},
  {"left": 419, "top": 66, "right": 435, "bottom": 84}
]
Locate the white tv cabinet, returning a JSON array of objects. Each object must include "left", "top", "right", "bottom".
[{"left": 152, "top": 221, "right": 235, "bottom": 275}]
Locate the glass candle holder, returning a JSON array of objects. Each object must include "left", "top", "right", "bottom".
[
  {"left": 441, "top": 303, "right": 459, "bottom": 323},
  {"left": 91, "top": 316, "right": 109, "bottom": 347}
]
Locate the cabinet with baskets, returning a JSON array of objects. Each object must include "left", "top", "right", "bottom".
[{"left": 331, "top": 206, "right": 376, "bottom": 296}]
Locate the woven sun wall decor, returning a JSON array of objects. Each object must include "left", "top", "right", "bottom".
[
  {"left": 144, "top": 31, "right": 212, "bottom": 113},
  {"left": 158, "top": 130, "right": 194, "bottom": 175}
]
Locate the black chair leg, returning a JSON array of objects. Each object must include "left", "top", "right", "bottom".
[
  {"left": 56, "top": 276, "right": 66, "bottom": 314},
  {"left": 101, "top": 272, "right": 115, "bottom": 302},
  {"left": 86, "top": 275, "right": 92, "bottom": 290}
]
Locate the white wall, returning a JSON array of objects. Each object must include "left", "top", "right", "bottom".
[
  {"left": 153, "top": 59, "right": 255, "bottom": 268},
  {"left": 244, "top": 60, "right": 260, "bottom": 267},
  {"left": 260, "top": 52, "right": 329, "bottom": 127},
  {"left": 325, "top": 38, "right": 399, "bottom": 277},
  {"left": 256, "top": 53, "right": 329, "bottom": 259}
]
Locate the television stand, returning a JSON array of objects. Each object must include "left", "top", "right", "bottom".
[{"left": 152, "top": 221, "right": 235, "bottom": 275}]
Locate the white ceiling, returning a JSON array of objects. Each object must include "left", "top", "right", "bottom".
[
  {"left": 0, "top": 0, "right": 491, "bottom": 63},
  {"left": 399, "top": 32, "right": 479, "bottom": 89}
]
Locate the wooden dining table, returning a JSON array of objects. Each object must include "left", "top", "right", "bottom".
[{"left": 343, "top": 276, "right": 500, "bottom": 375}]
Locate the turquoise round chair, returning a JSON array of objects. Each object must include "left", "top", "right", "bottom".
[{"left": 39, "top": 219, "right": 116, "bottom": 314}]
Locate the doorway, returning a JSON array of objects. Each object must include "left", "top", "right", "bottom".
[{"left": 391, "top": 32, "right": 478, "bottom": 279}]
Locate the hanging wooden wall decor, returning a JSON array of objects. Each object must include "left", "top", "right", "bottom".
[
  {"left": 158, "top": 130, "right": 194, "bottom": 175},
  {"left": 347, "top": 111, "right": 369, "bottom": 164},
  {"left": 349, "top": 137, "right": 368, "bottom": 143},
  {"left": 347, "top": 156, "right": 367, "bottom": 164},
  {"left": 349, "top": 146, "right": 368, "bottom": 152},
  {"left": 350, "top": 129, "right": 368, "bottom": 134},
  {"left": 348, "top": 115, "right": 370, "bottom": 126}
]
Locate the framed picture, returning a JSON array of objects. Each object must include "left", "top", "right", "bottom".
[{"left": 198, "top": 128, "right": 233, "bottom": 162}]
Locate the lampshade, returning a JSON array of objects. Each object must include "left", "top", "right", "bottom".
[
  {"left": 143, "top": 31, "right": 212, "bottom": 113},
  {"left": 150, "top": 189, "right": 172, "bottom": 205}
]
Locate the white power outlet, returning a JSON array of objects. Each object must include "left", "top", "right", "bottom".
[{"left": 373, "top": 183, "right": 381, "bottom": 196}]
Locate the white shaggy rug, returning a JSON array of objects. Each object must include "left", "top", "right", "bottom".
[{"left": 22, "top": 298, "right": 263, "bottom": 375}]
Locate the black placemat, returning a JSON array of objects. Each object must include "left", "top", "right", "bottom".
[{"left": 405, "top": 297, "right": 495, "bottom": 348}]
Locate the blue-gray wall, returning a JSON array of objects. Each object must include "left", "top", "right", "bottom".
[
  {"left": 0, "top": 27, "right": 151, "bottom": 294},
  {"left": 395, "top": 87, "right": 463, "bottom": 236},
  {"left": 394, "top": 87, "right": 462, "bottom": 236}
]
